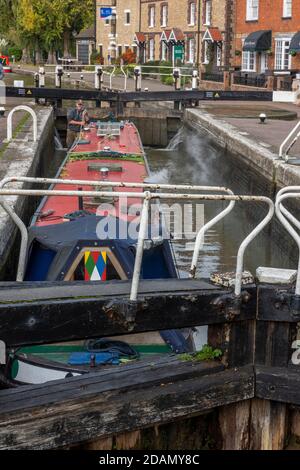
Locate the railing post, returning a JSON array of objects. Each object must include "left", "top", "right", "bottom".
[
  {"left": 34, "top": 72, "right": 39, "bottom": 105},
  {"left": 134, "top": 66, "right": 142, "bottom": 108},
  {"left": 55, "top": 65, "right": 63, "bottom": 89},
  {"left": 134, "top": 66, "right": 142, "bottom": 92},
  {"left": 223, "top": 71, "right": 231, "bottom": 91},
  {"left": 173, "top": 68, "right": 181, "bottom": 110},
  {"left": 38, "top": 66, "right": 45, "bottom": 88},
  {"left": 267, "top": 76, "right": 275, "bottom": 91},
  {"left": 130, "top": 192, "right": 151, "bottom": 302},
  {"left": 95, "top": 65, "right": 103, "bottom": 108},
  {"left": 192, "top": 70, "right": 199, "bottom": 90}
]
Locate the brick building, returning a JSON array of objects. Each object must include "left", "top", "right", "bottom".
[
  {"left": 96, "top": 0, "right": 140, "bottom": 64},
  {"left": 200, "top": 0, "right": 234, "bottom": 72},
  {"left": 234, "top": 0, "right": 300, "bottom": 77},
  {"left": 95, "top": 0, "right": 233, "bottom": 69}
]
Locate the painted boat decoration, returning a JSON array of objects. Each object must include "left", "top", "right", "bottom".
[
  {"left": 7, "top": 119, "right": 191, "bottom": 385},
  {"left": 0, "top": 56, "right": 12, "bottom": 73}
]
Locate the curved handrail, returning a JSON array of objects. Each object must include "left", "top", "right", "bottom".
[
  {"left": 276, "top": 186, "right": 300, "bottom": 231},
  {"left": 190, "top": 188, "right": 235, "bottom": 278},
  {"left": 120, "top": 65, "right": 128, "bottom": 92},
  {"left": 109, "top": 66, "right": 116, "bottom": 91},
  {"left": 276, "top": 192, "right": 300, "bottom": 295},
  {"left": 279, "top": 121, "right": 300, "bottom": 162},
  {"left": 0, "top": 187, "right": 274, "bottom": 299},
  {"left": 7, "top": 106, "right": 37, "bottom": 143}
]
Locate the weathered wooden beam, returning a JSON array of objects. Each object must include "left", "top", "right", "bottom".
[
  {"left": 257, "top": 285, "right": 300, "bottom": 322},
  {"left": 5, "top": 87, "right": 273, "bottom": 103},
  {"left": 256, "top": 366, "right": 300, "bottom": 406},
  {"left": 0, "top": 280, "right": 256, "bottom": 348},
  {"left": 0, "top": 362, "right": 254, "bottom": 450}
]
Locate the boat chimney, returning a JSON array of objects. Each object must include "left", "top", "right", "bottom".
[{"left": 100, "top": 167, "right": 109, "bottom": 180}]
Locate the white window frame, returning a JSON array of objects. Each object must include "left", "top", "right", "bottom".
[
  {"left": 149, "top": 6, "right": 155, "bottom": 28},
  {"left": 161, "top": 5, "right": 168, "bottom": 27},
  {"left": 189, "top": 2, "right": 196, "bottom": 26},
  {"left": 188, "top": 38, "right": 196, "bottom": 63},
  {"left": 275, "top": 38, "right": 291, "bottom": 70},
  {"left": 204, "top": 0, "right": 212, "bottom": 26},
  {"left": 202, "top": 41, "right": 209, "bottom": 64},
  {"left": 246, "top": 0, "right": 259, "bottom": 21},
  {"left": 283, "top": 0, "right": 292, "bottom": 18},
  {"left": 242, "top": 50, "right": 257, "bottom": 72},
  {"left": 124, "top": 10, "right": 131, "bottom": 25},
  {"left": 149, "top": 38, "right": 155, "bottom": 61},
  {"left": 217, "top": 45, "right": 222, "bottom": 67},
  {"left": 161, "top": 41, "right": 168, "bottom": 61}
]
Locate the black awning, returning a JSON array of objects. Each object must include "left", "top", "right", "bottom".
[
  {"left": 290, "top": 32, "right": 300, "bottom": 52},
  {"left": 243, "top": 30, "right": 272, "bottom": 52}
]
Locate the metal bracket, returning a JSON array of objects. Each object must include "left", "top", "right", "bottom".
[{"left": 210, "top": 291, "right": 252, "bottom": 320}]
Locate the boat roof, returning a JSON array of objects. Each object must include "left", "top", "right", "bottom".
[
  {"left": 71, "top": 121, "right": 144, "bottom": 156},
  {"left": 34, "top": 121, "right": 148, "bottom": 227}
]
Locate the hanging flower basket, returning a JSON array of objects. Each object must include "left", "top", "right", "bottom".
[
  {"left": 235, "top": 50, "right": 242, "bottom": 56},
  {"left": 289, "top": 50, "right": 297, "bottom": 57},
  {"left": 266, "top": 49, "right": 273, "bottom": 56}
]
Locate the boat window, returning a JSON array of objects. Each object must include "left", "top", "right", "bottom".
[{"left": 64, "top": 248, "right": 127, "bottom": 281}]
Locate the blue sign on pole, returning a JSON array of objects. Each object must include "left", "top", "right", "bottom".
[{"left": 100, "top": 7, "right": 112, "bottom": 18}]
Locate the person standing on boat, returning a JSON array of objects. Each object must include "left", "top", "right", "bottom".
[{"left": 66, "top": 99, "right": 90, "bottom": 149}]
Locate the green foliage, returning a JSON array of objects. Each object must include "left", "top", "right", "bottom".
[
  {"left": 179, "top": 345, "right": 223, "bottom": 362},
  {"left": 162, "top": 76, "right": 174, "bottom": 86},
  {"left": 0, "top": 0, "right": 94, "bottom": 60},
  {"left": 7, "top": 45, "right": 22, "bottom": 61}
]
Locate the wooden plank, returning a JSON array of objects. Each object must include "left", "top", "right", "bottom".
[
  {"left": 0, "top": 278, "right": 220, "bottom": 300},
  {"left": 0, "top": 359, "right": 224, "bottom": 414},
  {"left": 257, "top": 285, "right": 299, "bottom": 322},
  {"left": 218, "top": 400, "right": 251, "bottom": 450},
  {"left": 0, "top": 284, "right": 256, "bottom": 348},
  {"left": 0, "top": 365, "right": 254, "bottom": 449},
  {"left": 249, "top": 399, "right": 287, "bottom": 450},
  {"left": 256, "top": 366, "right": 300, "bottom": 406}
]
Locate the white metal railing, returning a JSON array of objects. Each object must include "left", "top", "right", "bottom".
[
  {"left": 7, "top": 106, "right": 38, "bottom": 143},
  {"left": 279, "top": 121, "right": 300, "bottom": 162},
  {"left": 0, "top": 178, "right": 274, "bottom": 301},
  {"left": 276, "top": 187, "right": 300, "bottom": 295}
]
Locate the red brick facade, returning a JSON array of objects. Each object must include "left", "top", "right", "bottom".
[{"left": 234, "top": 0, "right": 300, "bottom": 74}]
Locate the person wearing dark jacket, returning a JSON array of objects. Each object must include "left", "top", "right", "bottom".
[{"left": 66, "top": 99, "right": 89, "bottom": 148}]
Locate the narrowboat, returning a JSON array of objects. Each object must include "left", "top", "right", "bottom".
[{"left": 6, "top": 119, "right": 192, "bottom": 385}]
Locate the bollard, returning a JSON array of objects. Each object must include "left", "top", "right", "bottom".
[
  {"left": 34, "top": 72, "right": 39, "bottom": 88},
  {"left": 134, "top": 66, "right": 142, "bottom": 108},
  {"left": 95, "top": 65, "right": 103, "bottom": 108},
  {"left": 134, "top": 66, "right": 142, "bottom": 92},
  {"left": 173, "top": 68, "right": 181, "bottom": 91},
  {"left": 34, "top": 73, "right": 40, "bottom": 105},
  {"left": 55, "top": 65, "right": 63, "bottom": 88},
  {"left": 173, "top": 68, "right": 181, "bottom": 110},
  {"left": 39, "top": 66, "right": 45, "bottom": 88},
  {"left": 192, "top": 70, "right": 199, "bottom": 90}
]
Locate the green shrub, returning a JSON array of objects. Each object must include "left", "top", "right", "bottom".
[{"left": 162, "top": 75, "right": 174, "bottom": 86}]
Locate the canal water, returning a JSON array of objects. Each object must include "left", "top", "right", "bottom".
[{"left": 146, "top": 125, "right": 296, "bottom": 279}]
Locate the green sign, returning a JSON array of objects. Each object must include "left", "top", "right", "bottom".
[{"left": 174, "top": 45, "right": 184, "bottom": 61}]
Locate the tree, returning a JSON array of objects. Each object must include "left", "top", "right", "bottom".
[{"left": 59, "top": 0, "right": 95, "bottom": 57}]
